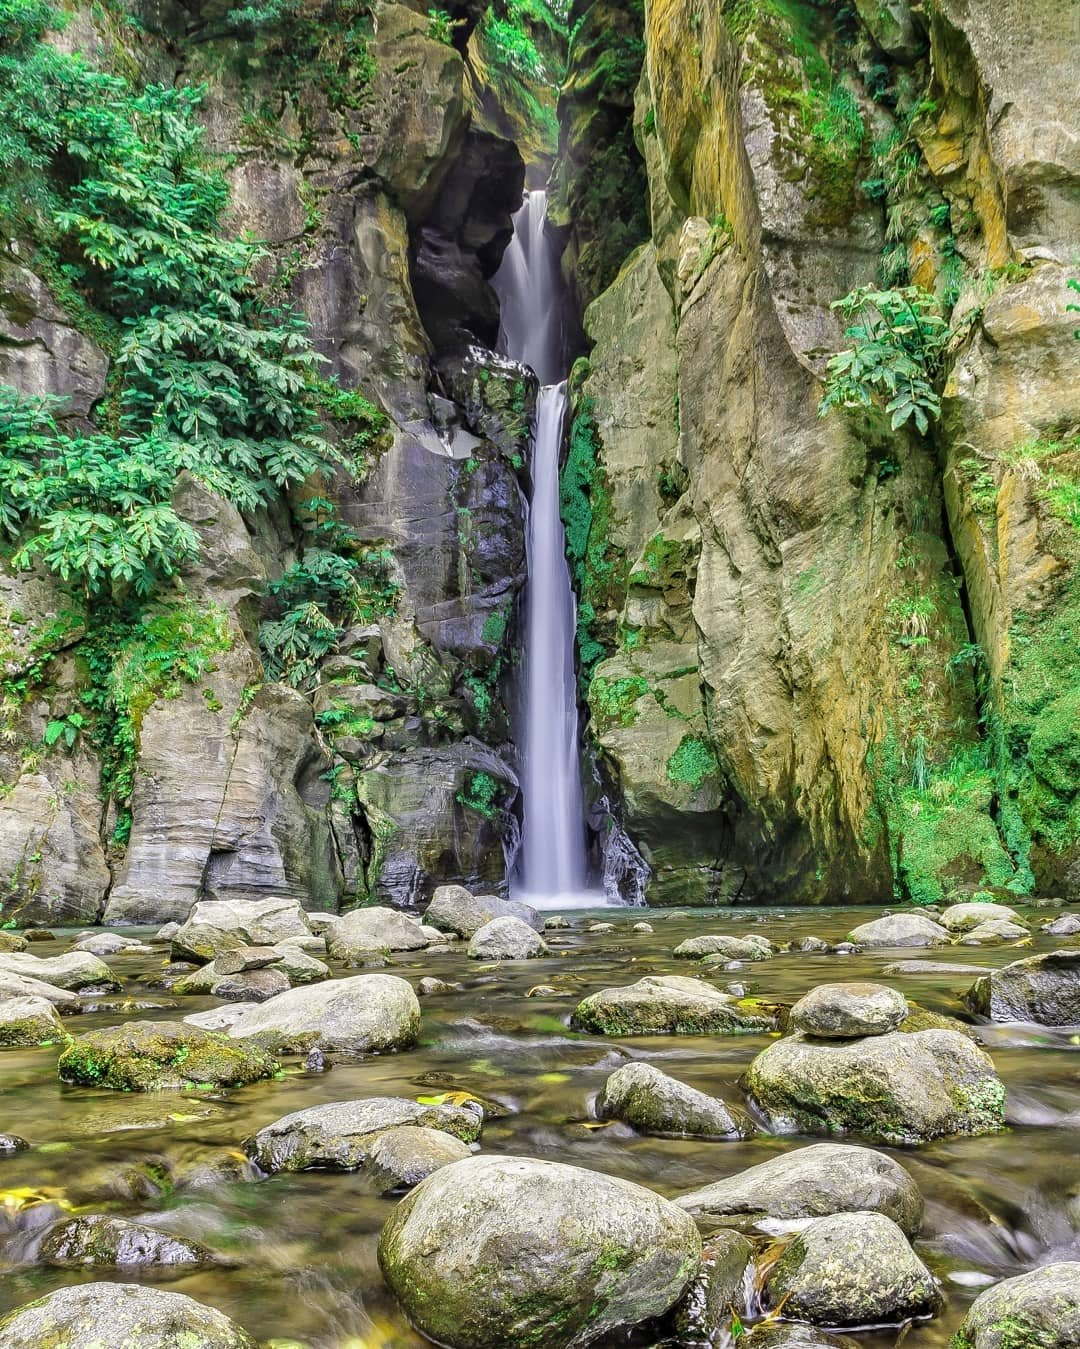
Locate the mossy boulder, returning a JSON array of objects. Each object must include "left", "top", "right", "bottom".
[
  {"left": 597, "top": 1062, "right": 752, "bottom": 1138},
  {"left": 674, "top": 934, "right": 773, "bottom": 961},
  {"left": 367, "top": 1124, "right": 473, "bottom": 1193},
  {"left": 38, "top": 1214, "right": 218, "bottom": 1267},
  {"left": 940, "top": 901, "right": 1024, "bottom": 933},
  {"left": 327, "top": 906, "right": 430, "bottom": 959},
  {"left": 966, "top": 951, "right": 1080, "bottom": 1026},
  {"left": 378, "top": 1155, "right": 702, "bottom": 1349},
  {"left": 425, "top": 886, "right": 542, "bottom": 938},
  {"left": 846, "top": 914, "right": 949, "bottom": 948},
  {"left": 171, "top": 896, "right": 314, "bottom": 963},
  {"left": 57, "top": 1020, "right": 280, "bottom": 1091},
  {"left": 225, "top": 973, "right": 421, "bottom": 1054},
  {"left": 245, "top": 1096, "right": 481, "bottom": 1174},
  {"left": 764, "top": 1212, "right": 941, "bottom": 1327},
  {"left": 675, "top": 1143, "right": 923, "bottom": 1236},
  {"left": 952, "top": 1262, "right": 1080, "bottom": 1348},
  {"left": 0, "top": 950, "right": 120, "bottom": 991},
  {"left": 0, "top": 1283, "right": 256, "bottom": 1347},
  {"left": 0, "top": 994, "right": 64, "bottom": 1047},
  {"left": 571, "top": 975, "right": 776, "bottom": 1036},
  {"left": 790, "top": 983, "right": 909, "bottom": 1039},
  {"left": 743, "top": 1028, "right": 1005, "bottom": 1144}
]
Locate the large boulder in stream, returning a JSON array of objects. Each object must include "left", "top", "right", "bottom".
[
  {"left": 764, "top": 1212, "right": 941, "bottom": 1327},
  {"left": 966, "top": 950, "right": 1080, "bottom": 1025},
  {"left": 0, "top": 950, "right": 119, "bottom": 991},
  {"left": 57, "top": 1020, "right": 279, "bottom": 1091},
  {"left": 0, "top": 994, "right": 64, "bottom": 1046},
  {"left": 326, "top": 906, "right": 430, "bottom": 958},
  {"left": 953, "top": 1262, "right": 1080, "bottom": 1348},
  {"left": 597, "top": 1062, "right": 752, "bottom": 1138},
  {"left": 572, "top": 975, "right": 775, "bottom": 1036},
  {"left": 38, "top": 1214, "right": 217, "bottom": 1267},
  {"left": 846, "top": 914, "right": 948, "bottom": 947},
  {"left": 675, "top": 1143, "right": 923, "bottom": 1235},
  {"left": 744, "top": 1028, "right": 1005, "bottom": 1143},
  {"left": 939, "top": 901, "right": 1024, "bottom": 932},
  {"left": 225, "top": 973, "right": 420, "bottom": 1054},
  {"left": 673, "top": 934, "right": 773, "bottom": 961},
  {"left": 467, "top": 915, "right": 548, "bottom": 960},
  {"left": 378, "top": 1155, "right": 701, "bottom": 1349},
  {"left": 171, "top": 896, "right": 314, "bottom": 963},
  {"left": 425, "top": 885, "right": 542, "bottom": 938},
  {"left": 246, "top": 1096, "right": 481, "bottom": 1173},
  {"left": 789, "top": 982, "right": 909, "bottom": 1038},
  {"left": 0, "top": 1283, "right": 257, "bottom": 1347}
]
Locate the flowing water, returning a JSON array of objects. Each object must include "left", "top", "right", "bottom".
[
  {"left": 0, "top": 907, "right": 1078, "bottom": 1346},
  {"left": 492, "top": 191, "right": 591, "bottom": 905}
]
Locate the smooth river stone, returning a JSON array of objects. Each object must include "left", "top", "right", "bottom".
[{"left": 790, "top": 982, "right": 909, "bottom": 1038}]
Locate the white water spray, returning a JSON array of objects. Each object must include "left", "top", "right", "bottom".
[{"left": 493, "top": 190, "right": 591, "bottom": 904}]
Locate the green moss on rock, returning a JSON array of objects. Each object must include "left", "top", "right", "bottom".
[{"left": 57, "top": 1020, "right": 280, "bottom": 1091}]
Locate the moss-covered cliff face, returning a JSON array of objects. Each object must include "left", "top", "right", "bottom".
[
  {"left": 562, "top": 0, "right": 1080, "bottom": 904},
  {"left": 0, "top": 0, "right": 1076, "bottom": 920}
]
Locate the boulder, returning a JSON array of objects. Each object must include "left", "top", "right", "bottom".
[
  {"left": 572, "top": 976, "right": 775, "bottom": 1036},
  {"left": 675, "top": 1143, "right": 923, "bottom": 1235},
  {"left": 1043, "top": 914, "right": 1080, "bottom": 936},
  {"left": 171, "top": 897, "right": 313, "bottom": 963},
  {"left": 940, "top": 901, "right": 1024, "bottom": 932},
  {"left": 0, "top": 951, "right": 119, "bottom": 992},
  {"left": 246, "top": 1097, "right": 481, "bottom": 1173},
  {"left": 425, "top": 885, "right": 542, "bottom": 938},
  {"left": 953, "top": 1262, "right": 1080, "bottom": 1348},
  {"left": 212, "top": 946, "right": 283, "bottom": 974},
  {"left": 0, "top": 932, "right": 28, "bottom": 952},
  {"left": 764, "top": 1212, "right": 940, "bottom": 1326},
  {"left": 327, "top": 906, "right": 430, "bottom": 958},
  {"left": 966, "top": 951, "right": 1080, "bottom": 1025},
  {"left": 467, "top": 915, "right": 549, "bottom": 960},
  {"left": 269, "top": 944, "right": 329, "bottom": 984},
  {"left": 73, "top": 933, "right": 152, "bottom": 957},
  {"left": 57, "top": 1020, "right": 279, "bottom": 1091},
  {"left": 38, "top": 1214, "right": 217, "bottom": 1267},
  {"left": 597, "top": 1062, "right": 752, "bottom": 1138},
  {"left": 675, "top": 934, "right": 774, "bottom": 961},
  {"left": 790, "top": 982, "right": 909, "bottom": 1038},
  {"left": 744, "top": 1029, "right": 1005, "bottom": 1143},
  {"left": 961, "top": 919, "right": 1030, "bottom": 944},
  {"left": 0, "top": 994, "right": 64, "bottom": 1047},
  {"left": 846, "top": 914, "right": 948, "bottom": 947},
  {"left": 211, "top": 968, "right": 291, "bottom": 1003},
  {"left": 225, "top": 974, "right": 421, "bottom": 1054},
  {"left": 367, "top": 1124, "right": 473, "bottom": 1193},
  {"left": 170, "top": 965, "right": 218, "bottom": 995},
  {"left": 0, "top": 1283, "right": 256, "bottom": 1347},
  {"left": 378, "top": 1155, "right": 702, "bottom": 1349},
  {"left": 673, "top": 1230, "right": 753, "bottom": 1341},
  {"left": 0, "top": 972, "right": 79, "bottom": 1011},
  {"left": 184, "top": 1004, "right": 256, "bottom": 1032},
  {"left": 742, "top": 1328, "right": 860, "bottom": 1349}
]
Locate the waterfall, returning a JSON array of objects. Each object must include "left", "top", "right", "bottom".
[{"left": 493, "top": 190, "right": 590, "bottom": 903}]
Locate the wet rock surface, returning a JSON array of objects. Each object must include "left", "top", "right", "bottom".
[
  {"left": 571, "top": 975, "right": 776, "bottom": 1036},
  {"left": 597, "top": 1061, "right": 753, "bottom": 1138}
]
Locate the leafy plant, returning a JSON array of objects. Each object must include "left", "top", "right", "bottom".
[
  {"left": 483, "top": 6, "right": 547, "bottom": 82},
  {"left": 456, "top": 770, "right": 501, "bottom": 819},
  {"left": 819, "top": 286, "right": 951, "bottom": 434},
  {"left": 43, "top": 711, "right": 84, "bottom": 748},
  {"left": 427, "top": 7, "right": 459, "bottom": 44}
]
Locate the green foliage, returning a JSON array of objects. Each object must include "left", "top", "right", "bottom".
[
  {"left": 427, "top": 7, "right": 459, "bottom": 44},
  {"left": 666, "top": 735, "right": 719, "bottom": 791},
  {"left": 483, "top": 6, "right": 547, "bottom": 82},
  {"left": 589, "top": 675, "right": 650, "bottom": 730},
  {"left": 456, "top": 770, "right": 501, "bottom": 819},
  {"left": 819, "top": 286, "right": 950, "bottom": 434},
  {"left": 43, "top": 711, "right": 84, "bottom": 748},
  {"left": 810, "top": 84, "right": 863, "bottom": 161}
]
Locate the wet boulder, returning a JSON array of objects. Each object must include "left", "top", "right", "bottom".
[
  {"left": 246, "top": 1096, "right": 481, "bottom": 1173},
  {"left": 184, "top": 1004, "right": 255, "bottom": 1032},
  {"left": 467, "top": 915, "right": 549, "bottom": 960},
  {"left": 225, "top": 973, "right": 420, "bottom": 1054},
  {"left": 0, "top": 932, "right": 28, "bottom": 952},
  {"left": 572, "top": 975, "right": 775, "bottom": 1036},
  {"left": 57, "top": 1020, "right": 279, "bottom": 1091},
  {"left": 676, "top": 1142, "right": 922, "bottom": 1235},
  {"left": 742, "top": 1328, "right": 860, "bottom": 1349},
  {"left": 0, "top": 994, "right": 64, "bottom": 1047},
  {"left": 38, "top": 1214, "right": 218, "bottom": 1267},
  {"left": 845, "top": 914, "right": 948, "bottom": 948},
  {"left": 327, "top": 906, "right": 430, "bottom": 959},
  {"left": 960, "top": 918, "right": 1029, "bottom": 944},
  {"left": 953, "top": 1262, "right": 1080, "bottom": 1348},
  {"left": 790, "top": 982, "right": 909, "bottom": 1038},
  {"left": 425, "top": 885, "right": 542, "bottom": 938},
  {"left": 672, "top": 1230, "right": 753, "bottom": 1341},
  {"left": 764, "top": 1212, "right": 940, "bottom": 1327},
  {"left": 1043, "top": 913, "right": 1080, "bottom": 936},
  {"left": 73, "top": 933, "right": 152, "bottom": 957},
  {"left": 674, "top": 934, "right": 773, "bottom": 961},
  {"left": 171, "top": 896, "right": 313, "bottom": 963},
  {"left": 0, "top": 1283, "right": 256, "bottom": 1347},
  {"left": 378, "top": 1155, "right": 701, "bottom": 1349},
  {"left": 269, "top": 944, "right": 329, "bottom": 984},
  {"left": 212, "top": 946, "right": 283, "bottom": 974},
  {"left": 744, "top": 1029, "right": 1005, "bottom": 1144},
  {"left": 211, "top": 967, "right": 291, "bottom": 1003},
  {"left": 966, "top": 951, "right": 1080, "bottom": 1025},
  {"left": 597, "top": 1062, "right": 752, "bottom": 1138},
  {"left": 0, "top": 972, "right": 79, "bottom": 1011},
  {"left": 367, "top": 1124, "right": 473, "bottom": 1192},
  {"left": 940, "top": 901, "right": 1024, "bottom": 933},
  {"left": 0, "top": 951, "right": 119, "bottom": 992}
]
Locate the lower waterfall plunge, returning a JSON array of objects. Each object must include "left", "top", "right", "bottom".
[{"left": 492, "top": 189, "right": 591, "bottom": 904}]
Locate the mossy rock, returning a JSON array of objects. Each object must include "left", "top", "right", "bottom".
[
  {"left": 571, "top": 975, "right": 777, "bottom": 1036},
  {"left": 57, "top": 1020, "right": 280, "bottom": 1091},
  {"left": 952, "top": 1261, "right": 1080, "bottom": 1347},
  {"left": 0, "top": 1282, "right": 256, "bottom": 1347}
]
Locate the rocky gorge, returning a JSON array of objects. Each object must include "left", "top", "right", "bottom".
[{"left": 0, "top": 0, "right": 1080, "bottom": 1343}]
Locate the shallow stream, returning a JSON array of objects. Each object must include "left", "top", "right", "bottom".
[{"left": 0, "top": 904, "right": 1076, "bottom": 1347}]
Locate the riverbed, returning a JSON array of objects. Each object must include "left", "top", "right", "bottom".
[{"left": 0, "top": 904, "right": 1075, "bottom": 1347}]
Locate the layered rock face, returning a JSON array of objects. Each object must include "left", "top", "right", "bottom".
[
  {"left": 0, "top": 0, "right": 554, "bottom": 922},
  {"left": 563, "top": 0, "right": 1080, "bottom": 903}
]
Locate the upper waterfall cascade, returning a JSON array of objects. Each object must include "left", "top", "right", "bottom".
[{"left": 492, "top": 191, "right": 592, "bottom": 905}]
